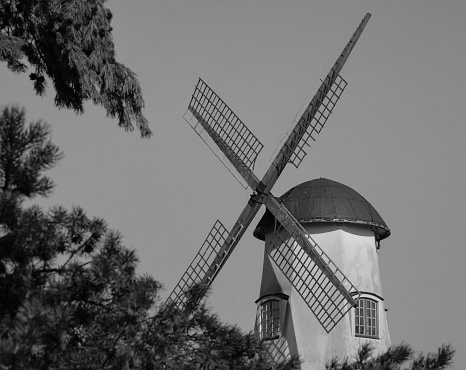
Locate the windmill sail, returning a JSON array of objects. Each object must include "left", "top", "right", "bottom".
[
  {"left": 184, "top": 78, "right": 263, "bottom": 189},
  {"left": 261, "top": 195, "right": 360, "bottom": 332},
  {"left": 261, "top": 13, "right": 371, "bottom": 188},
  {"left": 166, "top": 220, "right": 231, "bottom": 309},
  {"left": 167, "top": 199, "right": 263, "bottom": 310},
  {"left": 287, "top": 75, "right": 347, "bottom": 168}
]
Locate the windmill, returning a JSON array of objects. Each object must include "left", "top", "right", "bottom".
[{"left": 168, "top": 13, "right": 380, "bottom": 365}]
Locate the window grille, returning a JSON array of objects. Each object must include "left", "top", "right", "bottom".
[
  {"left": 260, "top": 300, "right": 280, "bottom": 340},
  {"left": 355, "top": 298, "right": 378, "bottom": 338}
]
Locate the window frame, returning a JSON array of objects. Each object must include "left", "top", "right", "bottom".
[
  {"left": 355, "top": 296, "right": 379, "bottom": 339},
  {"left": 256, "top": 293, "right": 288, "bottom": 342},
  {"left": 259, "top": 299, "right": 280, "bottom": 341}
]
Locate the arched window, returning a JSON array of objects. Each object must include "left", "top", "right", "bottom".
[
  {"left": 355, "top": 297, "right": 378, "bottom": 338},
  {"left": 260, "top": 299, "right": 280, "bottom": 340}
]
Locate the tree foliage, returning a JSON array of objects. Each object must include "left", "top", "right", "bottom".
[
  {"left": 0, "top": 1, "right": 151, "bottom": 137},
  {"left": 326, "top": 342, "right": 455, "bottom": 370},
  {"left": 143, "top": 287, "right": 300, "bottom": 370},
  {"left": 0, "top": 105, "right": 294, "bottom": 369}
]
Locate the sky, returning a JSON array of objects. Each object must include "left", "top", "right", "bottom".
[{"left": 1, "top": 1, "right": 466, "bottom": 368}]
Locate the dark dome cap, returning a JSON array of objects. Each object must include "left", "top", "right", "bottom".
[{"left": 253, "top": 178, "right": 390, "bottom": 241}]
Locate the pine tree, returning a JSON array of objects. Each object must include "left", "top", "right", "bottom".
[
  {"left": 326, "top": 342, "right": 454, "bottom": 370},
  {"left": 0, "top": 1, "right": 151, "bottom": 137},
  {"left": 0, "top": 105, "right": 158, "bottom": 368},
  {"left": 0, "top": 104, "right": 63, "bottom": 318}
]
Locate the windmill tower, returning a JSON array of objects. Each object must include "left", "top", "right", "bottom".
[
  {"left": 167, "top": 13, "right": 387, "bottom": 369},
  {"left": 253, "top": 178, "right": 391, "bottom": 369}
]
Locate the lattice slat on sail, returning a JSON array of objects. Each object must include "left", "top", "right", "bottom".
[
  {"left": 167, "top": 220, "right": 231, "bottom": 309},
  {"left": 185, "top": 79, "right": 263, "bottom": 186},
  {"left": 289, "top": 75, "right": 347, "bottom": 168},
  {"left": 266, "top": 226, "right": 359, "bottom": 333}
]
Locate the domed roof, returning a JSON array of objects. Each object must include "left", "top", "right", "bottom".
[{"left": 253, "top": 178, "right": 390, "bottom": 241}]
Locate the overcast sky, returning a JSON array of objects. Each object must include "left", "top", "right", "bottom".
[{"left": 1, "top": 1, "right": 465, "bottom": 368}]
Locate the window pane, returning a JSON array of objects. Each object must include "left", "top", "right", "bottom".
[
  {"left": 260, "top": 300, "right": 280, "bottom": 340},
  {"left": 355, "top": 298, "right": 378, "bottom": 338}
]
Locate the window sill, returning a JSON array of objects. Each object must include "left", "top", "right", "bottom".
[
  {"left": 355, "top": 335, "right": 379, "bottom": 340},
  {"left": 262, "top": 335, "right": 280, "bottom": 342}
]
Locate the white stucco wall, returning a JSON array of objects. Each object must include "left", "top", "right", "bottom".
[{"left": 256, "top": 223, "right": 390, "bottom": 370}]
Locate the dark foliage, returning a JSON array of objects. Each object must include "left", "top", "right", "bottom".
[
  {"left": 326, "top": 342, "right": 454, "bottom": 370},
  {"left": 0, "top": 1, "right": 151, "bottom": 137}
]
